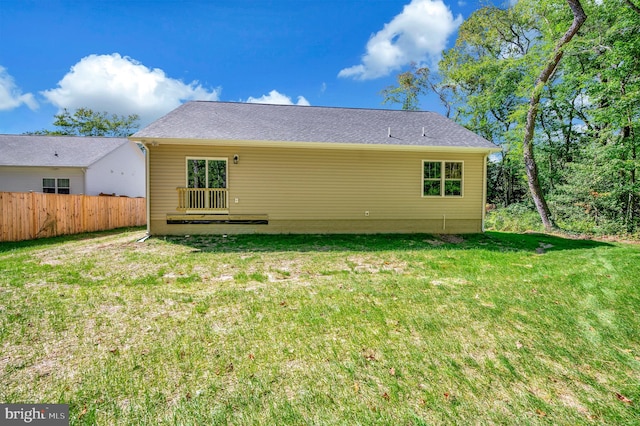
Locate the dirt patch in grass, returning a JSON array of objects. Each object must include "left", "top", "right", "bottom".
[
  {"left": 431, "top": 277, "right": 472, "bottom": 286},
  {"left": 424, "top": 234, "right": 465, "bottom": 246},
  {"left": 438, "top": 234, "right": 465, "bottom": 244}
]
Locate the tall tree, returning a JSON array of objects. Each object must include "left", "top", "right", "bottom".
[
  {"left": 29, "top": 108, "right": 140, "bottom": 137},
  {"left": 380, "top": 64, "right": 430, "bottom": 111},
  {"left": 522, "top": 0, "right": 586, "bottom": 231},
  {"left": 551, "top": 0, "right": 640, "bottom": 233},
  {"left": 436, "top": 4, "right": 537, "bottom": 207},
  {"left": 380, "top": 63, "right": 454, "bottom": 117}
]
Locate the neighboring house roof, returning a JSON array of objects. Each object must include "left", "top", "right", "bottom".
[
  {"left": 0, "top": 134, "right": 132, "bottom": 167},
  {"left": 132, "top": 101, "right": 499, "bottom": 151}
]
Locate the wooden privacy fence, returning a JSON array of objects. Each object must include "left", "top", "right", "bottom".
[{"left": 0, "top": 192, "right": 146, "bottom": 242}]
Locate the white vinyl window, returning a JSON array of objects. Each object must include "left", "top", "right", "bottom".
[
  {"left": 43, "top": 178, "right": 70, "bottom": 194},
  {"left": 182, "top": 157, "right": 229, "bottom": 211},
  {"left": 186, "top": 158, "right": 227, "bottom": 189},
  {"left": 422, "top": 161, "right": 463, "bottom": 197}
]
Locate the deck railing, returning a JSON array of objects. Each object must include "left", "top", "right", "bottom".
[{"left": 176, "top": 187, "right": 228, "bottom": 212}]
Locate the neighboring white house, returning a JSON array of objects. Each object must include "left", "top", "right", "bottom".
[{"left": 0, "top": 135, "right": 145, "bottom": 197}]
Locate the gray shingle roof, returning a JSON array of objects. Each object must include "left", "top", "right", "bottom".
[
  {"left": 132, "top": 101, "right": 498, "bottom": 150},
  {"left": 0, "top": 135, "right": 130, "bottom": 167}
]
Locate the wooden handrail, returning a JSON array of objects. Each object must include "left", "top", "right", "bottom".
[{"left": 176, "top": 187, "right": 228, "bottom": 211}]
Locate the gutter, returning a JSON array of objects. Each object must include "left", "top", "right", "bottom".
[
  {"left": 130, "top": 137, "right": 502, "bottom": 155},
  {"left": 82, "top": 167, "right": 87, "bottom": 195},
  {"left": 482, "top": 154, "right": 488, "bottom": 232}
]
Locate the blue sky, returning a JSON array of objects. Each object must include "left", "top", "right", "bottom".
[{"left": 0, "top": 0, "right": 501, "bottom": 135}]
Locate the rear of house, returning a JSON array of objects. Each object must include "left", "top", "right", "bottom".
[{"left": 131, "top": 101, "right": 499, "bottom": 235}]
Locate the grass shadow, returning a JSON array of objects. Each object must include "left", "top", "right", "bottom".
[
  {"left": 159, "top": 231, "right": 612, "bottom": 254},
  {"left": 1, "top": 228, "right": 613, "bottom": 255},
  {"left": 0, "top": 227, "right": 146, "bottom": 253}
]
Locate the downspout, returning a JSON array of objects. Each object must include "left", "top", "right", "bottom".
[
  {"left": 81, "top": 167, "right": 87, "bottom": 195},
  {"left": 482, "top": 154, "right": 488, "bottom": 232},
  {"left": 143, "top": 142, "right": 151, "bottom": 236}
]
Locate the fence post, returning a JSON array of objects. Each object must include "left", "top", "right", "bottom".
[
  {"left": 81, "top": 194, "right": 86, "bottom": 233},
  {"left": 30, "top": 191, "right": 37, "bottom": 240}
]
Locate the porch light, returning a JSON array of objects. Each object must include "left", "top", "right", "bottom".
[{"left": 233, "top": 154, "right": 239, "bottom": 164}]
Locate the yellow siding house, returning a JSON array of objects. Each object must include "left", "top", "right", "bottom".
[{"left": 130, "top": 101, "right": 499, "bottom": 235}]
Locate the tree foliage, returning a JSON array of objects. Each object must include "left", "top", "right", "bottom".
[
  {"left": 382, "top": 0, "right": 640, "bottom": 234},
  {"left": 521, "top": 0, "right": 586, "bottom": 231},
  {"left": 30, "top": 108, "right": 140, "bottom": 137},
  {"left": 381, "top": 63, "right": 454, "bottom": 117},
  {"left": 381, "top": 64, "right": 431, "bottom": 111}
]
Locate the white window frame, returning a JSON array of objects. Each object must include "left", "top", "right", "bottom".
[
  {"left": 182, "top": 157, "right": 229, "bottom": 213},
  {"left": 421, "top": 160, "right": 464, "bottom": 198},
  {"left": 185, "top": 157, "right": 228, "bottom": 189},
  {"left": 43, "top": 178, "right": 70, "bottom": 194}
]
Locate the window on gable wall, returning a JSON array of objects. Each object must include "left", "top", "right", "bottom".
[{"left": 422, "top": 161, "right": 463, "bottom": 197}]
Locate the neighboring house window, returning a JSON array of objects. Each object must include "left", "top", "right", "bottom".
[
  {"left": 422, "top": 161, "right": 463, "bottom": 197},
  {"left": 43, "top": 178, "right": 70, "bottom": 194},
  {"left": 43, "top": 178, "right": 56, "bottom": 193},
  {"left": 57, "top": 179, "right": 70, "bottom": 194}
]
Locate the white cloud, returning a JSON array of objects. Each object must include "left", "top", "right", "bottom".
[
  {"left": 338, "top": 0, "right": 463, "bottom": 80},
  {"left": 246, "top": 90, "right": 310, "bottom": 106},
  {"left": 41, "top": 53, "right": 220, "bottom": 125},
  {"left": 0, "top": 66, "right": 38, "bottom": 111}
]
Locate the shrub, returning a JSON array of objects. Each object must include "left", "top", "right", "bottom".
[{"left": 484, "top": 203, "right": 544, "bottom": 232}]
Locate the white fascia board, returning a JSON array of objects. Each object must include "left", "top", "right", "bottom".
[{"left": 129, "top": 137, "right": 501, "bottom": 155}]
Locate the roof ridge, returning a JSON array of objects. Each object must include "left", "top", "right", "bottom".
[
  {"left": 0, "top": 134, "right": 128, "bottom": 140},
  {"left": 186, "top": 100, "right": 438, "bottom": 114}
]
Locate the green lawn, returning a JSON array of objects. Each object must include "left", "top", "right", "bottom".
[{"left": 1, "top": 229, "right": 639, "bottom": 425}]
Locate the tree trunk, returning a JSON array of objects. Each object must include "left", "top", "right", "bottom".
[
  {"left": 632, "top": 139, "right": 638, "bottom": 231},
  {"left": 522, "top": 0, "right": 587, "bottom": 232},
  {"left": 625, "top": 0, "right": 640, "bottom": 15}
]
